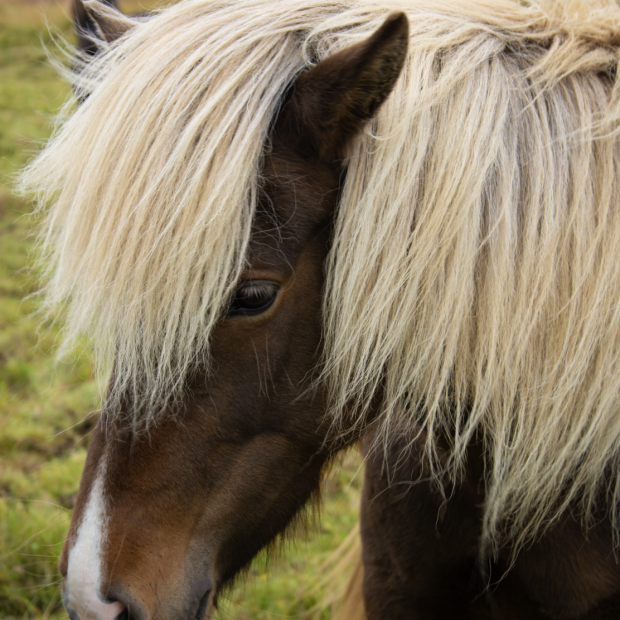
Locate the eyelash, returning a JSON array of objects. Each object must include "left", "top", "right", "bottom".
[{"left": 226, "top": 281, "right": 280, "bottom": 317}]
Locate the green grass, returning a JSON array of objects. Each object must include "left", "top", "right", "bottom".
[{"left": 0, "top": 2, "right": 361, "bottom": 618}]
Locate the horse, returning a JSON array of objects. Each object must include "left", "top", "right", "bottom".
[{"left": 19, "top": 0, "right": 620, "bottom": 618}]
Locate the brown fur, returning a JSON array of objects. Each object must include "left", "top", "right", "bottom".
[
  {"left": 279, "top": 12, "right": 408, "bottom": 162},
  {"left": 61, "top": 149, "right": 342, "bottom": 616},
  {"left": 360, "top": 430, "right": 620, "bottom": 619}
]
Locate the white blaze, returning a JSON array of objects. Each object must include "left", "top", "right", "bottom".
[{"left": 65, "top": 463, "right": 125, "bottom": 620}]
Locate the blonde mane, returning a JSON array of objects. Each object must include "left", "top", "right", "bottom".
[{"left": 19, "top": 0, "right": 620, "bottom": 556}]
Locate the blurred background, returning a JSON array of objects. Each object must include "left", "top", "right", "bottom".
[{"left": 0, "top": 1, "right": 361, "bottom": 617}]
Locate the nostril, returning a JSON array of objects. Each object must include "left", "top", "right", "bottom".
[
  {"left": 63, "top": 581, "right": 127, "bottom": 620},
  {"left": 95, "top": 590, "right": 127, "bottom": 620},
  {"left": 112, "top": 602, "right": 145, "bottom": 620},
  {"left": 102, "top": 585, "right": 149, "bottom": 620},
  {"left": 98, "top": 602, "right": 135, "bottom": 620},
  {"left": 195, "top": 589, "right": 212, "bottom": 620}
]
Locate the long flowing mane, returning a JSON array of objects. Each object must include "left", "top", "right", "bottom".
[{"left": 19, "top": 0, "right": 620, "bottom": 556}]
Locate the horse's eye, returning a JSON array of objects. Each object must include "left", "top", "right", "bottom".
[{"left": 227, "top": 281, "right": 279, "bottom": 317}]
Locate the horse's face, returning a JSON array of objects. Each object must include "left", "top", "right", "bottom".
[
  {"left": 60, "top": 10, "right": 408, "bottom": 620},
  {"left": 61, "top": 149, "right": 341, "bottom": 620},
  {"left": 62, "top": 146, "right": 347, "bottom": 619}
]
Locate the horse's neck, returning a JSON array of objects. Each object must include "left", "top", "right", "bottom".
[{"left": 359, "top": 428, "right": 620, "bottom": 619}]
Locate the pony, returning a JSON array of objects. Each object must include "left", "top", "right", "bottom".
[{"left": 19, "top": 0, "right": 620, "bottom": 617}]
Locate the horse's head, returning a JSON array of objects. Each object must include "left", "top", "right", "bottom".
[{"left": 60, "top": 7, "right": 408, "bottom": 620}]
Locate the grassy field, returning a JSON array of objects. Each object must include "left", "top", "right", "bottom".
[{"left": 0, "top": 2, "right": 361, "bottom": 618}]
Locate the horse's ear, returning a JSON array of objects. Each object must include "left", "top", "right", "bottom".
[
  {"left": 77, "top": 0, "right": 135, "bottom": 49},
  {"left": 279, "top": 12, "right": 409, "bottom": 162}
]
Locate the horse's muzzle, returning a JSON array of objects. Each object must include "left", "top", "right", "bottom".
[
  {"left": 62, "top": 579, "right": 126, "bottom": 620},
  {"left": 63, "top": 577, "right": 214, "bottom": 620}
]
